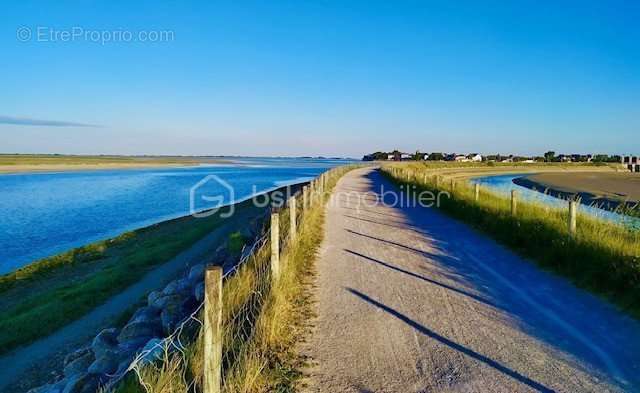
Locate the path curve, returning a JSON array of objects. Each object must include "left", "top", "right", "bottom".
[{"left": 303, "top": 167, "right": 640, "bottom": 393}]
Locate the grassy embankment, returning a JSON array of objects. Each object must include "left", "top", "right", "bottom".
[
  {"left": 115, "top": 165, "right": 357, "bottom": 393},
  {"left": 0, "top": 198, "right": 261, "bottom": 355},
  {"left": 382, "top": 162, "right": 640, "bottom": 319}
]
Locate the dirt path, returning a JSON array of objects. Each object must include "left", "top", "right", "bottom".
[
  {"left": 303, "top": 167, "right": 640, "bottom": 392},
  {"left": 0, "top": 206, "right": 260, "bottom": 393}
]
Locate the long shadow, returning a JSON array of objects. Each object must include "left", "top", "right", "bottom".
[
  {"left": 361, "top": 169, "right": 640, "bottom": 387},
  {"left": 346, "top": 288, "right": 555, "bottom": 393},
  {"left": 345, "top": 228, "right": 448, "bottom": 260},
  {"left": 339, "top": 205, "right": 407, "bottom": 219},
  {"left": 344, "top": 249, "right": 497, "bottom": 309},
  {"left": 342, "top": 214, "right": 429, "bottom": 235}
]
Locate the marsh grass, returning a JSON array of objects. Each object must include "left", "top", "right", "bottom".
[
  {"left": 382, "top": 164, "right": 640, "bottom": 318},
  {"left": 117, "top": 166, "right": 354, "bottom": 393}
]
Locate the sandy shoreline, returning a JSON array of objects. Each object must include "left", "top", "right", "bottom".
[{"left": 513, "top": 172, "right": 640, "bottom": 212}]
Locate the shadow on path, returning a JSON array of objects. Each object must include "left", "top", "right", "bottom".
[
  {"left": 344, "top": 249, "right": 497, "bottom": 309},
  {"left": 346, "top": 287, "right": 555, "bottom": 393}
]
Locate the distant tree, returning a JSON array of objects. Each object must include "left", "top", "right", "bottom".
[
  {"left": 534, "top": 156, "right": 545, "bottom": 162},
  {"left": 544, "top": 151, "right": 556, "bottom": 162},
  {"left": 427, "top": 152, "right": 445, "bottom": 161},
  {"left": 412, "top": 150, "right": 424, "bottom": 160}
]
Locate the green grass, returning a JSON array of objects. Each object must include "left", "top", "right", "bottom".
[
  {"left": 115, "top": 166, "right": 357, "bottom": 393},
  {"left": 0, "top": 199, "right": 263, "bottom": 355},
  {"left": 382, "top": 163, "right": 640, "bottom": 319}
]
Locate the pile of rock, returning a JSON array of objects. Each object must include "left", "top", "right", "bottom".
[
  {"left": 28, "top": 213, "right": 267, "bottom": 393},
  {"left": 28, "top": 261, "right": 208, "bottom": 393}
]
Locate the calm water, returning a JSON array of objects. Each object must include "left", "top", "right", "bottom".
[
  {"left": 0, "top": 158, "right": 350, "bottom": 274},
  {"left": 471, "top": 174, "right": 640, "bottom": 227}
]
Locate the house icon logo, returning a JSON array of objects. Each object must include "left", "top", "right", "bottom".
[{"left": 189, "top": 174, "right": 235, "bottom": 218}]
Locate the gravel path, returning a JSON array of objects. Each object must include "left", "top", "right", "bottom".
[{"left": 302, "top": 167, "right": 640, "bottom": 393}]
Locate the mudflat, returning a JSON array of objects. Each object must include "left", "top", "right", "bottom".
[
  {"left": 0, "top": 154, "right": 228, "bottom": 174},
  {"left": 520, "top": 172, "right": 640, "bottom": 202}
]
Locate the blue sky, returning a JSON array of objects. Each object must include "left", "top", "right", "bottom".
[{"left": 1, "top": 1, "right": 638, "bottom": 157}]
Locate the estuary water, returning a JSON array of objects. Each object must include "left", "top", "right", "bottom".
[
  {"left": 470, "top": 174, "right": 639, "bottom": 228},
  {"left": 0, "top": 158, "right": 349, "bottom": 274}
]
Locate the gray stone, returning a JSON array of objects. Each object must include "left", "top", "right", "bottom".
[
  {"left": 91, "top": 328, "right": 119, "bottom": 359},
  {"left": 149, "top": 293, "right": 183, "bottom": 310},
  {"left": 63, "top": 347, "right": 91, "bottom": 368},
  {"left": 117, "top": 320, "right": 162, "bottom": 344},
  {"left": 62, "top": 374, "right": 102, "bottom": 393},
  {"left": 139, "top": 338, "right": 165, "bottom": 364},
  {"left": 162, "top": 278, "right": 192, "bottom": 296},
  {"left": 88, "top": 352, "right": 119, "bottom": 375},
  {"left": 187, "top": 263, "right": 205, "bottom": 283},
  {"left": 63, "top": 350, "right": 94, "bottom": 378},
  {"left": 27, "top": 382, "right": 65, "bottom": 393},
  {"left": 194, "top": 281, "right": 205, "bottom": 302},
  {"left": 147, "top": 290, "right": 163, "bottom": 308},
  {"left": 129, "top": 306, "right": 160, "bottom": 324},
  {"left": 160, "top": 295, "right": 186, "bottom": 333}
]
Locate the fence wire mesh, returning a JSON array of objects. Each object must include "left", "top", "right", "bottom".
[{"left": 103, "top": 165, "right": 357, "bottom": 393}]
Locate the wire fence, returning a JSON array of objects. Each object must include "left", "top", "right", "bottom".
[{"left": 102, "top": 165, "right": 357, "bottom": 393}]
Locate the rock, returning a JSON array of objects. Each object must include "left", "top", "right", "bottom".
[
  {"left": 129, "top": 306, "right": 161, "bottom": 324},
  {"left": 117, "top": 320, "right": 162, "bottom": 344},
  {"left": 27, "top": 382, "right": 65, "bottom": 393},
  {"left": 63, "top": 350, "right": 94, "bottom": 378},
  {"left": 62, "top": 374, "right": 102, "bottom": 393},
  {"left": 163, "top": 278, "right": 192, "bottom": 296},
  {"left": 194, "top": 281, "right": 205, "bottom": 302},
  {"left": 147, "top": 290, "right": 163, "bottom": 308},
  {"left": 139, "top": 338, "right": 165, "bottom": 364},
  {"left": 149, "top": 293, "right": 183, "bottom": 310},
  {"left": 160, "top": 296, "right": 185, "bottom": 333},
  {"left": 187, "top": 263, "right": 205, "bottom": 283},
  {"left": 64, "top": 347, "right": 91, "bottom": 368},
  {"left": 91, "top": 328, "right": 119, "bottom": 359},
  {"left": 88, "top": 352, "right": 119, "bottom": 375}
]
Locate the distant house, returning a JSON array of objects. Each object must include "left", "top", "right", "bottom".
[
  {"left": 454, "top": 155, "right": 469, "bottom": 162},
  {"left": 401, "top": 153, "right": 412, "bottom": 160},
  {"left": 468, "top": 153, "right": 482, "bottom": 162},
  {"left": 423, "top": 153, "right": 430, "bottom": 160},
  {"left": 558, "top": 154, "right": 572, "bottom": 162},
  {"left": 522, "top": 159, "right": 535, "bottom": 163},
  {"left": 387, "top": 154, "right": 395, "bottom": 161}
]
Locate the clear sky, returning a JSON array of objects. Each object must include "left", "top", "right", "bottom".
[{"left": 1, "top": 1, "right": 638, "bottom": 157}]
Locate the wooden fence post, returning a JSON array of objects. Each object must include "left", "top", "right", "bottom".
[
  {"left": 303, "top": 186, "right": 308, "bottom": 211},
  {"left": 289, "top": 196, "right": 297, "bottom": 242},
  {"left": 568, "top": 201, "right": 577, "bottom": 236},
  {"left": 450, "top": 179, "right": 455, "bottom": 191},
  {"left": 511, "top": 190, "right": 517, "bottom": 216},
  {"left": 204, "top": 266, "right": 223, "bottom": 393},
  {"left": 271, "top": 212, "right": 280, "bottom": 281},
  {"left": 474, "top": 183, "right": 480, "bottom": 202}
]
